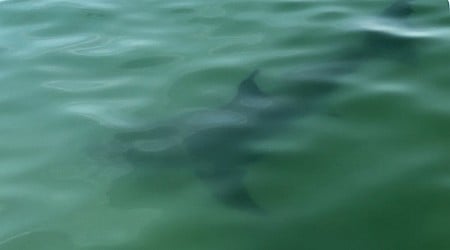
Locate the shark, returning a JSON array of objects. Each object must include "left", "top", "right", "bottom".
[{"left": 110, "top": 0, "right": 417, "bottom": 212}]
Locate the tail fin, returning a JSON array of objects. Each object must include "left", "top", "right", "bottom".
[{"left": 196, "top": 165, "right": 265, "bottom": 214}]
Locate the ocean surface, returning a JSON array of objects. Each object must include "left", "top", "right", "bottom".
[{"left": 1, "top": 0, "right": 450, "bottom": 249}]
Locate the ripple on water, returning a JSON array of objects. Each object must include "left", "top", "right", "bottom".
[
  {"left": 1, "top": 0, "right": 450, "bottom": 248},
  {"left": 120, "top": 55, "right": 181, "bottom": 69},
  {"left": 353, "top": 16, "right": 443, "bottom": 39},
  {"left": 65, "top": 100, "right": 147, "bottom": 128},
  {"left": 43, "top": 80, "right": 119, "bottom": 93}
]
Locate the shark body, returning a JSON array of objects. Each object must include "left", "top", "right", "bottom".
[{"left": 111, "top": 0, "right": 417, "bottom": 211}]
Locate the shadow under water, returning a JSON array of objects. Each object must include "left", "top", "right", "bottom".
[{"left": 105, "top": 0, "right": 419, "bottom": 213}]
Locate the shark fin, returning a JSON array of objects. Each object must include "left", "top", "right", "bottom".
[
  {"left": 236, "top": 70, "right": 264, "bottom": 98},
  {"left": 195, "top": 164, "right": 263, "bottom": 213},
  {"left": 382, "top": 0, "right": 414, "bottom": 18}
]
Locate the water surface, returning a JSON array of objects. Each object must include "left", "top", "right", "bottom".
[{"left": 1, "top": 0, "right": 450, "bottom": 249}]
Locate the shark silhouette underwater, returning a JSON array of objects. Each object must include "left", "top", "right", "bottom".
[{"left": 108, "top": 0, "right": 418, "bottom": 212}]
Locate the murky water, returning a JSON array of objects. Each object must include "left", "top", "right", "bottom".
[{"left": 1, "top": 0, "right": 450, "bottom": 249}]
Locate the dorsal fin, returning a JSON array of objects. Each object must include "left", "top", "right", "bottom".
[
  {"left": 236, "top": 70, "right": 263, "bottom": 98},
  {"left": 382, "top": 0, "right": 414, "bottom": 18}
]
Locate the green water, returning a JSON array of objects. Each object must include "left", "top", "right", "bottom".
[{"left": 1, "top": 0, "right": 450, "bottom": 249}]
